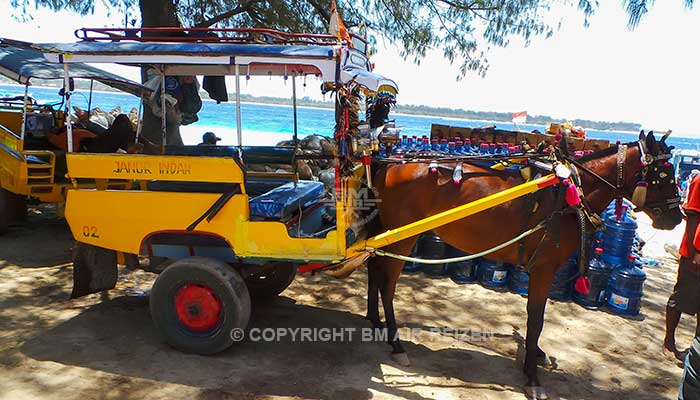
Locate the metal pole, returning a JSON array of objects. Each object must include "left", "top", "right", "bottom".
[
  {"left": 160, "top": 70, "right": 166, "bottom": 153},
  {"left": 292, "top": 72, "right": 298, "bottom": 146},
  {"left": 20, "top": 83, "right": 28, "bottom": 142},
  {"left": 135, "top": 99, "right": 143, "bottom": 143},
  {"left": 87, "top": 79, "right": 94, "bottom": 113},
  {"left": 63, "top": 63, "right": 73, "bottom": 153},
  {"left": 235, "top": 64, "right": 242, "bottom": 148}
]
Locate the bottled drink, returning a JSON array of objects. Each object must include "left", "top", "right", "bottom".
[
  {"left": 448, "top": 141, "right": 457, "bottom": 155},
  {"left": 421, "top": 137, "right": 431, "bottom": 152}
]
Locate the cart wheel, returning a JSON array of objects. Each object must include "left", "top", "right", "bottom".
[
  {"left": 150, "top": 257, "right": 251, "bottom": 355},
  {"left": 245, "top": 262, "right": 297, "bottom": 299},
  {"left": 71, "top": 242, "right": 118, "bottom": 298},
  {"left": 12, "top": 194, "right": 27, "bottom": 222}
]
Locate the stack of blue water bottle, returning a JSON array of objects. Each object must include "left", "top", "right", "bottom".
[
  {"left": 575, "top": 200, "right": 647, "bottom": 316},
  {"left": 387, "top": 135, "right": 521, "bottom": 157}
]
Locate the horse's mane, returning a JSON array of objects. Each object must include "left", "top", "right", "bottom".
[{"left": 577, "top": 141, "right": 638, "bottom": 162}]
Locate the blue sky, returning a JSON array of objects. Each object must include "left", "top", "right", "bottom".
[{"left": 2, "top": 1, "right": 699, "bottom": 136}]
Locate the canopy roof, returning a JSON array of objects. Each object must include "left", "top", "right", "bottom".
[
  {"left": 0, "top": 38, "right": 151, "bottom": 98},
  {"left": 35, "top": 40, "right": 398, "bottom": 94}
]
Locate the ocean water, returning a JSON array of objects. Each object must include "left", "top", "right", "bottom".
[{"left": 2, "top": 83, "right": 699, "bottom": 150}]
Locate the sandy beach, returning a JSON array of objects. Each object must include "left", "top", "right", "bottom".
[{"left": 0, "top": 203, "right": 695, "bottom": 400}]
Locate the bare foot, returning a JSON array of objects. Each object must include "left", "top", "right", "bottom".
[{"left": 663, "top": 342, "right": 683, "bottom": 362}]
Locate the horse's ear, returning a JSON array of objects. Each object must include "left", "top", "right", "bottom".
[
  {"left": 638, "top": 130, "right": 645, "bottom": 141},
  {"left": 646, "top": 131, "right": 659, "bottom": 155},
  {"left": 661, "top": 130, "right": 672, "bottom": 143}
]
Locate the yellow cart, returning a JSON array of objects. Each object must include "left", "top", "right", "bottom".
[
  {"left": 0, "top": 38, "right": 150, "bottom": 232},
  {"left": 37, "top": 28, "right": 558, "bottom": 355}
]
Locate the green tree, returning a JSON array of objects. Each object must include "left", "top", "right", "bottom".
[
  {"left": 10, "top": 0, "right": 696, "bottom": 77},
  {"left": 9, "top": 0, "right": 695, "bottom": 144}
]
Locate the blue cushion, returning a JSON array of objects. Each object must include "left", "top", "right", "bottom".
[{"left": 249, "top": 180, "right": 325, "bottom": 220}]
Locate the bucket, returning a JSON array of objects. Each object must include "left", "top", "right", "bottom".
[{"left": 478, "top": 260, "right": 512, "bottom": 291}]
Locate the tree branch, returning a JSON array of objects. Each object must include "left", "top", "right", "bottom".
[
  {"left": 194, "top": 2, "right": 257, "bottom": 28},
  {"left": 305, "top": 0, "right": 330, "bottom": 23}
]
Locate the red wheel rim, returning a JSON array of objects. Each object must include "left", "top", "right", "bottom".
[{"left": 174, "top": 284, "right": 222, "bottom": 332}]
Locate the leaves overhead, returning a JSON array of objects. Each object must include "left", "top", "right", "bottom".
[{"left": 9, "top": 0, "right": 696, "bottom": 76}]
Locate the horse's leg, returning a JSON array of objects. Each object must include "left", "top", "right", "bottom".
[
  {"left": 523, "top": 266, "right": 556, "bottom": 400},
  {"left": 365, "top": 257, "right": 384, "bottom": 329},
  {"left": 377, "top": 239, "right": 415, "bottom": 367}
]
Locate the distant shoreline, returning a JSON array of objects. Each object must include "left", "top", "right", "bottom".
[{"left": 0, "top": 82, "right": 683, "bottom": 138}]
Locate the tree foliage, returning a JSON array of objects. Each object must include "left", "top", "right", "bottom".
[{"left": 9, "top": 0, "right": 696, "bottom": 76}]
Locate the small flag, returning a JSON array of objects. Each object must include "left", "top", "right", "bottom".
[
  {"left": 512, "top": 111, "right": 527, "bottom": 124},
  {"left": 329, "top": 0, "right": 352, "bottom": 45}
]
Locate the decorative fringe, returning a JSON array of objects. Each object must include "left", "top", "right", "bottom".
[
  {"left": 631, "top": 181, "right": 648, "bottom": 208},
  {"left": 575, "top": 276, "right": 590, "bottom": 294},
  {"left": 564, "top": 179, "right": 580, "bottom": 206}
]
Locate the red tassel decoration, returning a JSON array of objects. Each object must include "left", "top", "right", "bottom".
[
  {"left": 575, "top": 276, "right": 590, "bottom": 294},
  {"left": 564, "top": 179, "right": 580, "bottom": 206}
]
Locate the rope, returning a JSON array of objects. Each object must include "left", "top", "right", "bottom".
[{"left": 372, "top": 222, "right": 545, "bottom": 264}]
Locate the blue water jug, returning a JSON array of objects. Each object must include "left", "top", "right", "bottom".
[
  {"left": 606, "top": 264, "right": 646, "bottom": 317},
  {"left": 445, "top": 244, "right": 479, "bottom": 284},
  {"left": 573, "top": 248, "right": 613, "bottom": 309},
  {"left": 549, "top": 254, "right": 578, "bottom": 301},
  {"left": 402, "top": 235, "right": 423, "bottom": 274},
  {"left": 601, "top": 210, "right": 638, "bottom": 268},
  {"left": 509, "top": 264, "right": 529, "bottom": 296},
  {"left": 478, "top": 260, "right": 512, "bottom": 291},
  {"left": 418, "top": 231, "right": 448, "bottom": 278}
]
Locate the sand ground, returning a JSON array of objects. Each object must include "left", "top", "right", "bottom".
[{"left": 0, "top": 206, "right": 696, "bottom": 400}]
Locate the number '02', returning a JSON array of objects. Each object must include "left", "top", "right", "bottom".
[{"left": 82, "top": 226, "right": 99, "bottom": 238}]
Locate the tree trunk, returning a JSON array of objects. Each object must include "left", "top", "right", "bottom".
[{"left": 138, "top": 0, "right": 184, "bottom": 147}]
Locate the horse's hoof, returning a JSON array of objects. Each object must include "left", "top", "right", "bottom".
[
  {"left": 523, "top": 385, "right": 548, "bottom": 400},
  {"left": 391, "top": 352, "right": 411, "bottom": 367}
]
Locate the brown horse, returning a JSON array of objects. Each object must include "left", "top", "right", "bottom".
[{"left": 365, "top": 131, "right": 682, "bottom": 399}]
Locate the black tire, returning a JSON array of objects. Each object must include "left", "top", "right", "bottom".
[
  {"left": 245, "top": 262, "right": 296, "bottom": 299},
  {"left": 150, "top": 257, "right": 251, "bottom": 355},
  {"left": 71, "top": 242, "right": 118, "bottom": 298}
]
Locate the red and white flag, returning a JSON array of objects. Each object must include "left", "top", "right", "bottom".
[{"left": 512, "top": 111, "right": 527, "bottom": 124}]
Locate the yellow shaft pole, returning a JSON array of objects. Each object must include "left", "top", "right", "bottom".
[{"left": 348, "top": 173, "right": 558, "bottom": 254}]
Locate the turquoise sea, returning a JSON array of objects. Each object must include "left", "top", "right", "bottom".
[{"left": 3, "top": 83, "right": 699, "bottom": 150}]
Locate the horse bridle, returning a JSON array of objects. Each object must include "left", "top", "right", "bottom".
[{"left": 568, "top": 140, "right": 681, "bottom": 216}]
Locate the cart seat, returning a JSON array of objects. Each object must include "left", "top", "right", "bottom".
[{"left": 249, "top": 180, "right": 325, "bottom": 220}]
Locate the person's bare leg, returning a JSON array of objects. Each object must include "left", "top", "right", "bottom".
[{"left": 664, "top": 305, "right": 683, "bottom": 360}]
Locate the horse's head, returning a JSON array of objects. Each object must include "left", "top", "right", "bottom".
[{"left": 631, "top": 130, "right": 683, "bottom": 230}]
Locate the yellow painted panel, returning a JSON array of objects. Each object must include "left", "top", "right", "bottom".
[
  {"left": 66, "top": 153, "right": 245, "bottom": 183},
  {"left": 65, "top": 190, "right": 343, "bottom": 262},
  {"left": 65, "top": 190, "right": 239, "bottom": 253},
  {"left": 238, "top": 222, "right": 342, "bottom": 261},
  {"left": 0, "top": 109, "right": 23, "bottom": 135}
]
